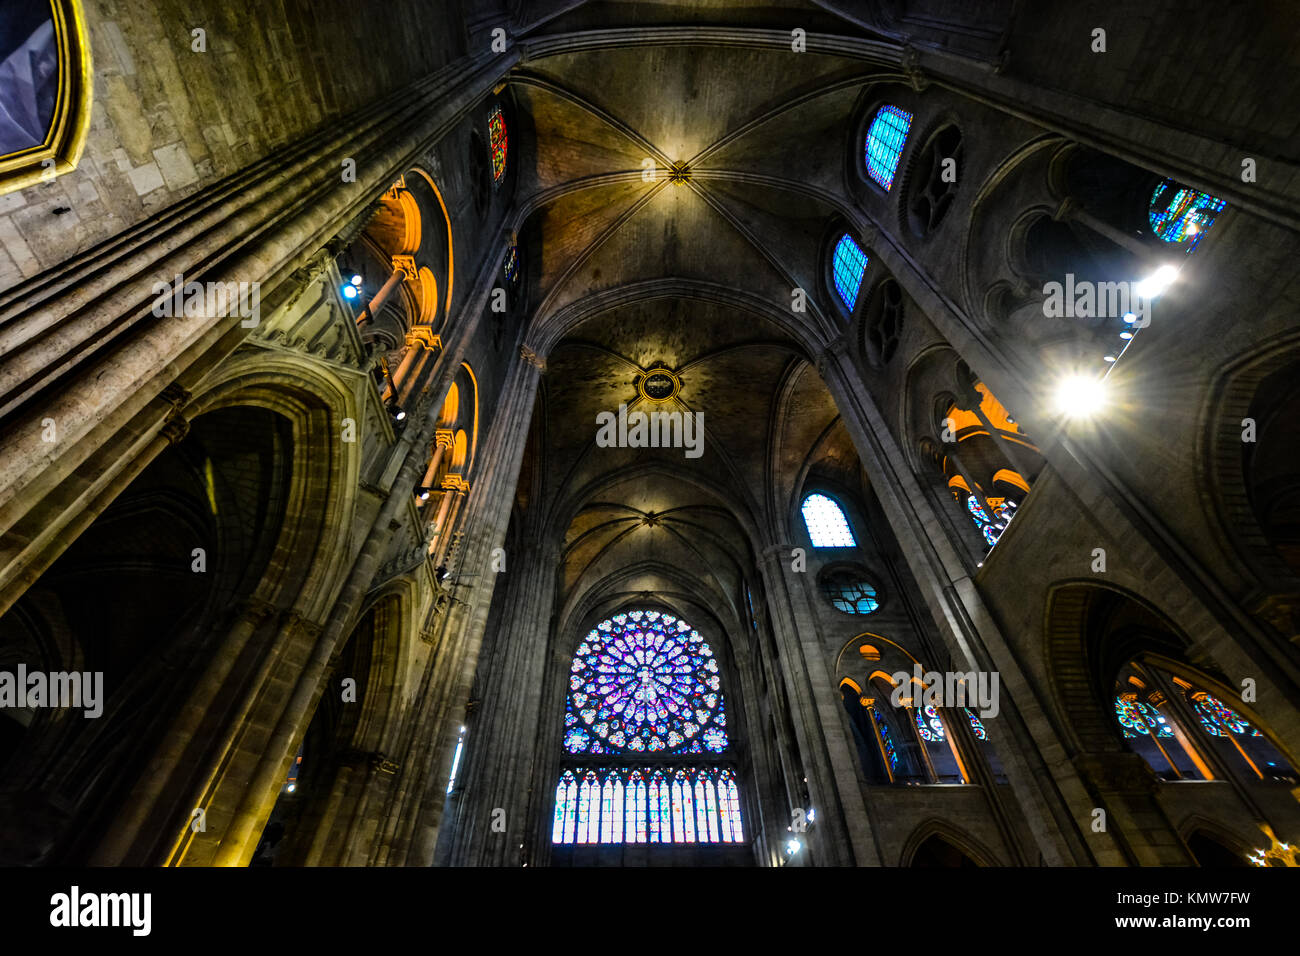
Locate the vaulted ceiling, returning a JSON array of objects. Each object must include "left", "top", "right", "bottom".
[{"left": 508, "top": 4, "right": 882, "bottom": 622}]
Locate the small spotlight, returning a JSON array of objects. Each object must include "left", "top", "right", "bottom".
[
  {"left": 342, "top": 284, "right": 358, "bottom": 300},
  {"left": 1134, "top": 264, "right": 1178, "bottom": 300},
  {"left": 388, "top": 404, "right": 406, "bottom": 422},
  {"left": 786, "top": 839, "right": 802, "bottom": 855},
  {"left": 350, "top": 274, "right": 363, "bottom": 286},
  {"left": 1103, "top": 354, "right": 1117, "bottom": 363},
  {"left": 1122, "top": 312, "right": 1137, "bottom": 324},
  {"left": 286, "top": 784, "right": 296, "bottom": 793},
  {"left": 436, "top": 565, "right": 451, "bottom": 583},
  {"left": 1054, "top": 374, "right": 1106, "bottom": 418},
  {"left": 1119, "top": 331, "right": 1133, "bottom": 340},
  {"left": 415, "top": 485, "right": 430, "bottom": 502},
  {"left": 807, "top": 808, "right": 816, "bottom": 823}
]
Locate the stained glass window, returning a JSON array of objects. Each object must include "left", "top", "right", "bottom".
[
  {"left": 801, "top": 493, "right": 856, "bottom": 547},
  {"left": 961, "top": 493, "right": 1009, "bottom": 548},
  {"left": 964, "top": 708, "right": 988, "bottom": 740},
  {"left": 1186, "top": 689, "right": 1297, "bottom": 781},
  {"left": 1190, "top": 693, "right": 1260, "bottom": 738},
  {"left": 502, "top": 244, "right": 519, "bottom": 283},
  {"left": 871, "top": 706, "right": 899, "bottom": 772},
  {"left": 553, "top": 770, "right": 578, "bottom": 843},
  {"left": 914, "top": 703, "right": 947, "bottom": 742},
  {"left": 554, "top": 610, "right": 745, "bottom": 845},
  {"left": 832, "top": 234, "right": 869, "bottom": 312},
  {"left": 1149, "top": 179, "right": 1225, "bottom": 249},
  {"left": 865, "top": 105, "right": 913, "bottom": 191},
  {"left": 563, "top": 610, "right": 727, "bottom": 755},
  {"left": 1114, "top": 695, "right": 1175, "bottom": 738},
  {"left": 488, "top": 104, "right": 508, "bottom": 184},
  {"left": 820, "top": 570, "right": 879, "bottom": 614}
]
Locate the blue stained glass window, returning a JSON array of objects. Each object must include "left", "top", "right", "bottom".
[
  {"left": 871, "top": 706, "right": 899, "bottom": 772},
  {"left": 563, "top": 609, "right": 727, "bottom": 755},
  {"left": 962, "top": 493, "right": 1009, "bottom": 549},
  {"left": 553, "top": 771, "right": 577, "bottom": 843},
  {"left": 1149, "top": 179, "right": 1225, "bottom": 249},
  {"left": 865, "top": 105, "right": 913, "bottom": 191},
  {"left": 802, "top": 493, "right": 856, "bottom": 547},
  {"left": 1114, "top": 695, "right": 1174, "bottom": 739},
  {"left": 821, "top": 571, "right": 879, "bottom": 614},
  {"left": 832, "top": 234, "right": 869, "bottom": 312},
  {"left": 554, "top": 610, "right": 745, "bottom": 845},
  {"left": 502, "top": 244, "right": 519, "bottom": 283},
  {"left": 1191, "top": 693, "right": 1260, "bottom": 738},
  {"left": 914, "top": 703, "right": 947, "bottom": 742},
  {"left": 964, "top": 708, "right": 988, "bottom": 740},
  {"left": 556, "top": 766, "right": 746, "bottom": 845},
  {"left": 626, "top": 771, "right": 647, "bottom": 843},
  {"left": 966, "top": 494, "right": 991, "bottom": 523}
]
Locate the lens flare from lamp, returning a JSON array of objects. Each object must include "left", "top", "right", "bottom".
[
  {"left": 1055, "top": 374, "right": 1106, "bottom": 418},
  {"left": 1134, "top": 264, "right": 1178, "bottom": 300},
  {"left": 342, "top": 284, "right": 358, "bottom": 299}
]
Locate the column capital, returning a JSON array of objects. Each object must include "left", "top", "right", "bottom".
[
  {"left": 405, "top": 326, "right": 442, "bottom": 352},
  {"left": 391, "top": 254, "right": 418, "bottom": 277},
  {"left": 434, "top": 429, "right": 455, "bottom": 449}
]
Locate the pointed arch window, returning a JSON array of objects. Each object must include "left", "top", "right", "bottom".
[
  {"left": 552, "top": 609, "right": 746, "bottom": 845},
  {"left": 832, "top": 234, "right": 869, "bottom": 312},
  {"left": 864, "top": 105, "right": 913, "bottom": 191},
  {"left": 487, "top": 104, "right": 508, "bottom": 184},
  {"left": 1113, "top": 664, "right": 1298, "bottom": 783},
  {"left": 801, "top": 493, "right": 856, "bottom": 547}
]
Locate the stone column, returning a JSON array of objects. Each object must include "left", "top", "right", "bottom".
[
  {"left": 432, "top": 479, "right": 468, "bottom": 565},
  {"left": 440, "top": 537, "right": 557, "bottom": 866},
  {"left": 818, "top": 346, "right": 1104, "bottom": 864},
  {"left": 757, "top": 544, "right": 881, "bottom": 865},
  {"left": 419, "top": 430, "right": 455, "bottom": 496},
  {"left": 357, "top": 254, "right": 417, "bottom": 327},
  {"left": 393, "top": 328, "right": 442, "bottom": 403},
  {"left": 392, "top": 347, "right": 544, "bottom": 865}
]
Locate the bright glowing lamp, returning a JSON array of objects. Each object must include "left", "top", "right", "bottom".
[
  {"left": 1134, "top": 264, "right": 1178, "bottom": 300},
  {"left": 1055, "top": 374, "right": 1106, "bottom": 418}
]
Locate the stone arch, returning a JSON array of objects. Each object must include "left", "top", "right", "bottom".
[
  {"left": 1199, "top": 330, "right": 1300, "bottom": 597},
  {"left": 1178, "top": 815, "right": 1256, "bottom": 867},
  {"left": 900, "top": 819, "right": 999, "bottom": 866},
  {"left": 0, "top": 398, "right": 309, "bottom": 863},
  {"left": 253, "top": 587, "right": 413, "bottom": 866},
  {"left": 1043, "top": 581, "right": 1195, "bottom": 756},
  {"left": 184, "top": 359, "right": 359, "bottom": 618}
]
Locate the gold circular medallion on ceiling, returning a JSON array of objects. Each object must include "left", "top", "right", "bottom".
[{"left": 637, "top": 367, "right": 680, "bottom": 404}]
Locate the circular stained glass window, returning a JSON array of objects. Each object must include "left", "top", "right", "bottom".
[
  {"left": 563, "top": 610, "right": 728, "bottom": 755},
  {"left": 820, "top": 570, "right": 880, "bottom": 614}
]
